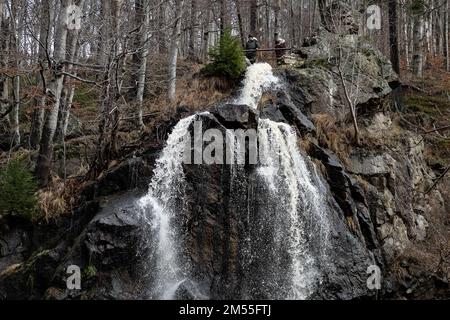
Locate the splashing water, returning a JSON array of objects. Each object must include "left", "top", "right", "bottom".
[
  {"left": 234, "top": 63, "right": 280, "bottom": 109},
  {"left": 138, "top": 115, "right": 196, "bottom": 299},
  {"left": 256, "top": 119, "right": 330, "bottom": 299},
  {"left": 138, "top": 63, "right": 330, "bottom": 300}
]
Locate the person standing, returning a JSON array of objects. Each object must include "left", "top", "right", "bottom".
[
  {"left": 245, "top": 35, "right": 259, "bottom": 64},
  {"left": 274, "top": 33, "right": 287, "bottom": 65}
]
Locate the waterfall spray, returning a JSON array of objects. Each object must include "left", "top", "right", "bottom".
[
  {"left": 138, "top": 115, "right": 196, "bottom": 299},
  {"left": 256, "top": 119, "right": 330, "bottom": 299},
  {"left": 138, "top": 62, "right": 329, "bottom": 300},
  {"left": 234, "top": 63, "right": 280, "bottom": 109}
]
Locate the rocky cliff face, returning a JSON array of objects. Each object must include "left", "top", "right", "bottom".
[{"left": 1, "top": 30, "right": 449, "bottom": 300}]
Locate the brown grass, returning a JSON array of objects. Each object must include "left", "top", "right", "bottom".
[
  {"left": 312, "top": 113, "right": 353, "bottom": 163},
  {"left": 36, "top": 177, "right": 81, "bottom": 222}
]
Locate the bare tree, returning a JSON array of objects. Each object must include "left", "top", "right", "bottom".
[
  {"left": 412, "top": 3, "right": 425, "bottom": 77},
  {"left": 35, "top": 0, "right": 71, "bottom": 185},
  {"left": 445, "top": 0, "right": 449, "bottom": 71},
  {"left": 57, "top": 0, "right": 86, "bottom": 141},
  {"left": 168, "top": 0, "right": 184, "bottom": 102},
  {"left": 338, "top": 47, "right": 360, "bottom": 145},
  {"left": 29, "top": 0, "right": 53, "bottom": 149},
  {"left": 389, "top": 0, "right": 401, "bottom": 76},
  {"left": 250, "top": 0, "right": 258, "bottom": 37}
]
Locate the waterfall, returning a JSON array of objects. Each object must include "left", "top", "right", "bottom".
[
  {"left": 234, "top": 63, "right": 280, "bottom": 109},
  {"left": 254, "top": 119, "right": 330, "bottom": 299},
  {"left": 138, "top": 62, "right": 330, "bottom": 300},
  {"left": 138, "top": 115, "right": 196, "bottom": 299}
]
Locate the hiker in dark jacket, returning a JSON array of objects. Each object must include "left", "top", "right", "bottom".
[
  {"left": 274, "top": 33, "right": 287, "bottom": 65},
  {"left": 245, "top": 35, "right": 259, "bottom": 64}
]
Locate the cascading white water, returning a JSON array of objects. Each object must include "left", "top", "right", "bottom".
[
  {"left": 138, "top": 62, "right": 330, "bottom": 300},
  {"left": 234, "top": 63, "right": 280, "bottom": 109},
  {"left": 138, "top": 115, "right": 196, "bottom": 299},
  {"left": 256, "top": 119, "right": 330, "bottom": 299}
]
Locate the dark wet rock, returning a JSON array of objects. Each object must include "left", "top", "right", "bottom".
[
  {"left": 84, "top": 195, "right": 142, "bottom": 271},
  {"left": 308, "top": 143, "right": 355, "bottom": 215},
  {"left": 44, "top": 192, "right": 145, "bottom": 300},
  {"left": 0, "top": 245, "right": 65, "bottom": 300},
  {"left": 81, "top": 157, "right": 152, "bottom": 201},
  {"left": 276, "top": 92, "right": 315, "bottom": 135},
  {"left": 0, "top": 134, "right": 13, "bottom": 151},
  {"left": 211, "top": 104, "right": 258, "bottom": 129},
  {"left": 307, "top": 143, "right": 381, "bottom": 266},
  {"left": 259, "top": 88, "right": 315, "bottom": 135},
  {"left": 0, "top": 216, "right": 32, "bottom": 272},
  {"left": 1, "top": 23, "right": 448, "bottom": 301},
  {"left": 174, "top": 280, "right": 209, "bottom": 300},
  {"left": 260, "top": 102, "right": 287, "bottom": 123}
]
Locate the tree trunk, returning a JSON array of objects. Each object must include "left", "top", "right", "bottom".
[
  {"left": 10, "top": 0, "right": 22, "bottom": 147},
  {"left": 135, "top": 0, "right": 149, "bottom": 128},
  {"left": 188, "top": 0, "right": 197, "bottom": 59},
  {"left": 56, "top": 0, "right": 85, "bottom": 141},
  {"left": 318, "top": 0, "right": 327, "bottom": 26},
  {"left": 89, "top": 0, "right": 123, "bottom": 179},
  {"left": 36, "top": 0, "right": 70, "bottom": 186},
  {"left": 274, "top": 0, "right": 281, "bottom": 35},
  {"left": 290, "top": 0, "right": 297, "bottom": 45},
  {"left": 389, "top": 0, "right": 400, "bottom": 76},
  {"left": 250, "top": 0, "right": 258, "bottom": 37},
  {"left": 157, "top": 1, "right": 167, "bottom": 54},
  {"left": 30, "top": 0, "right": 54, "bottom": 149},
  {"left": 12, "top": 71, "right": 20, "bottom": 146},
  {"left": 202, "top": 8, "right": 211, "bottom": 62},
  {"left": 234, "top": 0, "right": 245, "bottom": 46},
  {"left": 412, "top": 13, "right": 424, "bottom": 77},
  {"left": 168, "top": 0, "right": 183, "bottom": 102},
  {"left": 0, "top": 7, "right": 10, "bottom": 128},
  {"left": 445, "top": 0, "right": 449, "bottom": 71},
  {"left": 219, "top": 0, "right": 230, "bottom": 35},
  {"left": 98, "top": 0, "right": 111, "bottom": 67},
  {"left": 338, "top": 48, "right": 360, "bottom": 145}
]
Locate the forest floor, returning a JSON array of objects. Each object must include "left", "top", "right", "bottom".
[{"left": 401, "top": 62, "right": 450, "bottom": 170}]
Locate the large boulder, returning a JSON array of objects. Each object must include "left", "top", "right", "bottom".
[
  {"left": 280, "top": 30, "right": 398, "bottom": 119},
  {"left": 211, "top": 104, "right": 258, "bottom": 129},
  {"left": 84, "top": 193, "right": 143, "bottom": 271},
  {"left": 0, "top": 216, "right": 31, "bottom": 273}
]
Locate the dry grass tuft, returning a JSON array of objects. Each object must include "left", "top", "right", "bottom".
[
  {"left": 312, "top": 113, "right": 353, "bottom": 163},
  {"left": 36, "top": 177, "right": 81, "bottom": 222}
]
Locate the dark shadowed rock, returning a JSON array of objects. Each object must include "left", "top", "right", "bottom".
[
  {"left": 0, "top": 216, "right": 31, "bottom": 273},
  {"left": 174, "top": 280, "right": 209, "bottom": 300},
  {"left": 276, "top": 92, "right": 315, "bottom": 135},
  {"left": 212, "top": 104, "right": 258, "bottom": 129},
  {"left": 84, "top": 193, "right": 143, "bottom": 271},
  {"left": 260, "top": 100, "right": 287, "bottom": 123},
  {"left": 81, "top": 157, "right": 152, "bottom": 201}
]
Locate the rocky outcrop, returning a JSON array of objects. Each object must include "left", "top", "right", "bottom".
[
  {"left": 1, "top": 22, "right": 448, "bottom": 301},
  {"left": 0, "top": 216, "right": 32, "bottom": 273},
  {"left": 280, "top": 29, "right": 398, "bottom": 119}
]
